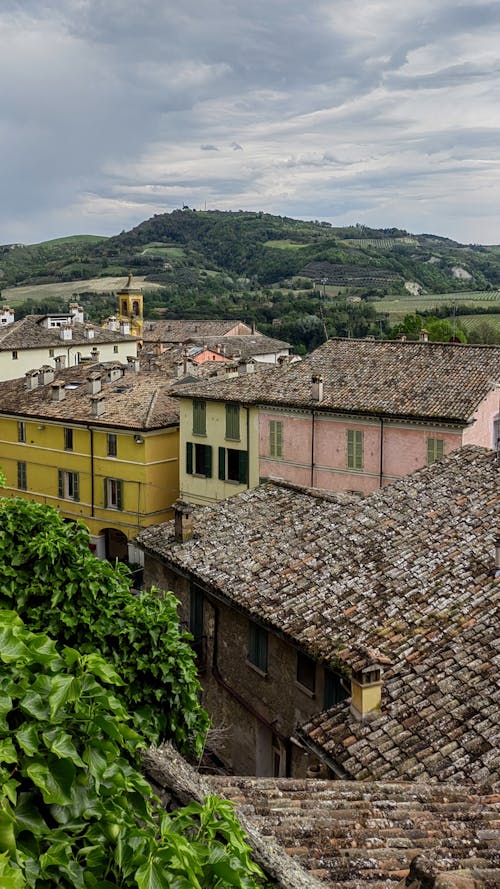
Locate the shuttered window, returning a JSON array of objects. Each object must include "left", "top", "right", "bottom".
[
  {"left": 58, "top": 470, "right": 80, "bottom": 501},
  {"left": 324, "top": 669, "right": 349, "bottom": 709},
  {"left": 248, "top": 621, "right": 268, "bottom": 673},
  {"left": 64, "top": 427, "right": 73, "bottom": 450},
  {"left": 427, "top": 438, "right": 445, "bottom": 465},
  {"left": 225, "top": 404, "right": 240, "bottom": 440},
  {"left": 347, "top": 429, "right": 364, "bottom": 470},
  {"left": 107, "top": 433, "right": 117, "bottom": 457},
  {"left": 18, "top": 422, "right": 26, "bottom": 443},
  {"left": 17, "top": 462, "right": 27, "bottom": 491},
  {"left": 218, "top": 448, "right": 248, "bottom": 484},
  {"left": 104, "top": 478, "right": 123, "bottom": 510},
  {"left": 269, "top": 420, "right": 283, "bottom": 458},
  {"left": 186, "top": 443, "right": 212, "bottom": 478},
  {"left": 192, "top": 400, "right": 206, "bottom": 435}
]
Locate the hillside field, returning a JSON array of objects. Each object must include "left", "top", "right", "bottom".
[
  {"left": 377, "top": 290, "right": 500, "bottom": 321},
  {"left": 1, "top": 275, "right": 162, "bottom": 306}
]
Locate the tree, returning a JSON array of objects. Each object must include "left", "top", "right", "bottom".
[
  {"left": 0, "top": 610, "right": 266, "bottom": 888},
  {"left": 0, "top": 497, "right": 209, "bottom": 753}
]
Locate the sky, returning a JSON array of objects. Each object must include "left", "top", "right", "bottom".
[{"left": 1, "top": 0, "right": 500, "bottom": 245}]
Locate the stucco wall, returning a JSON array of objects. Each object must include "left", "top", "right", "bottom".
[{"left": 0, "top": 340, "right": 137, "bottom": 382}]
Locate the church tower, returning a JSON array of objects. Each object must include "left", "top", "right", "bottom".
[{"left": 116, "top": 274, "right": 143, "bottom": 338}]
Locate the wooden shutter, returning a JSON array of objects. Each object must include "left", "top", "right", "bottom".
[
  {"left": 226, "top": 404, "right": 239, "bottom": 440},
  {"left": 193, "top": 400, "right": 206, "bottom": 435},
  {"left": 218, "top": 447, "right": 226, "bottom": 480},
  {"left": 238, "top": 450, "right": 248, "bottom": 484},
  {"left": 58, "top": 469, "right": 64, "bottom": 498},
  {"left": 436, "top": 439, "right": 444, "bottom": 459},
  {"left": 204, "top": 445, "right": 212, "bottom": 478},
  {"left": 73, "top": 472, "right": 80, "bottom": 502},
  {"left": 104, "top": 478, "right": 108, "bottom": 507},
  {"left": 270, "top": 421, "right": 276, "bottom": 456},
  {"left": 186, "top": 442, "right": 193, "bottom": 475},
  {"left": 355, "top": 431, "right": 363, "bottom": 469},
  {"left": 276, "top": 421, "right": 283, "bottom": 457},
  {"left": 116, "top": 479, "right": 123, "bottom": 510}
]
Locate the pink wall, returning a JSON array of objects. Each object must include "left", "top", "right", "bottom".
[{"left": 258, "top": 397, "right": 496, "bottom": 494}]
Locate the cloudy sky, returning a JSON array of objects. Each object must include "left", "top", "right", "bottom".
[{"left": 2, "top": 0, "right": 500, "bottom": 244}]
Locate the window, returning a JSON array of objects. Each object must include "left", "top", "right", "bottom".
[
  {"left": 104, "top": 478, "right": 123, "bottom": 510},
  {"left": 121, "top": 300, "right": 128, "bottom": 314},
  {"left": 225, "top": 404, "right": 240, "bottom": 440},
  {"left": 113, "top": 345, "right": 119, "bottom": 353},
  {"left": 248, "top": 621, "right": 268, "bottom": 673},
  {"left": 296, "top": 651, "right": 316, "bottom": 693},
  {"left": 324, "top": 669, "right": 349, "bottom": 709},
  {"left": 12, "top": 351, "right": 18, "bottom": 360},
  {"left": 186, "top": 442, "right": 212, "bottom": 478},
  {"left": 107, "top": 433, "right": 117, "bottom": 457},
  {"left": 190, "top": 585, "right": 204, "bottom": 640},
  {"left": 49, "top": 348, "right": 54, "bottom": 357},
  {"left": 64, "top": 427, "right": 73, "bottom": 450},
  {"left": 17, "top": 462, "right": 27, "bottom": 491},
  {"left": 58, "top": 470, "right": 80, "bottom": 501},
  {"left": 218, "top": 447, "right": 248, "bottom": 484},
  {"left": 427, "top": 437, "right": 445, "bottom": 465},
  {"left": 347, "top": 429, "right": 364, "bottom": 470},
  {"left": 18, "top": 421, "right": 26, "bottom": 443},
  {"left": 193, "top": 400, "right": 206, "bottom": 435},
  {"left": 269, "top": 420, "right": 283, "bottom": 458}
]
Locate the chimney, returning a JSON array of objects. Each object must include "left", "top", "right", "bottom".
[
  {"left": 120, "top": 319, "right": 130, "bottom": 335},
  {"left": 87, "top": 373, "right": 102, "bottom": 395},
  {"left": 238, "top": 358, "right": 255, "bottom": 375},
  {"left": 174, "top": 501, "right": 194, "bottom": 543},
  {"left": 59, "top": 323, "right": 72, "bottom": 341},
  {"left": 126, "top": 355, "right": 140, "bottom": 373},
  {"left": 350, "top": 663, "right": 384, "bottom": 721},
  {"left": 69, "top": 303, "right": 84, "bottom": 324},
  {"left": 84, "top": 324, "right": 95, "bottom": 340},
  {"left": 107, "top": 316, "right": 119, "bottom": 332},
  {"left": 311, "top": 374, "right": 324, "bottom": 401},
  {"left": 54, "top": 355, "right": 66, "bottom": 370},
  {"left": 0, "top": 306, "right": 15, "bottom": 326},
  {"left": 397, "top": 333, "right": 407, "bottom": 342},
  {"left": 419, "top": 328, "right": 429, "bottom": 343},
  {"left": 50, "top": 381, "right": 66, "bottom": 402},
  {"left": 25, "top": 370, "right": 40, "bottom": 390},
  {"left": 153, "top": 342, "right": 164, "bottom": 357},
  {"left": 39, "top": 365, "right": 55, "bottom": 386},
  {"left": 215, "top": 342, "right": 222, "bottom": 354},
  {"left": 105, "top": 364, "right": 124, "bottom": 383},
  {"left": 91, "top": 394, "right": 105, "bottom": 417}
]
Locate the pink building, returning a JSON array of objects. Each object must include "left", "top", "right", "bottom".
[{"left": 174, "top": 338, "right": 500, "bottom": 498}]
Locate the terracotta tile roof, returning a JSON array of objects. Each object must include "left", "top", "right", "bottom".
[
  {"left": 0, "top": 315, "right": 137, "bottom": 350},
  {"left": 141, "top": 319, "right": 253, "bottom": 342},
  {"left": 207, "top": 777, "right": 500, "bottom": 888},
  {"left": 0, "top": 362, "right": 179, "bottom": 430},
  {"left": 171, "top": 338, "right": 500, "bottom": 423},
  {"left": 185, "top": 334, "right": 291, "bottom": 358},
  {"left": 137, "top": 447, "right": 499, "bottom": 782}
]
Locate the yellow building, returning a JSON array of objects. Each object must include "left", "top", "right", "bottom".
[
  {"left": 107, "top": 274, "right": 144, "bottom": 340},
  {"left": 0, "top": 360, "right": 179, "bottom": 561}
]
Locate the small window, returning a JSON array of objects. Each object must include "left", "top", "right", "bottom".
[
  {"left": 121, "top": 300, "right": 128, "bottom": 314},
  {"left": 58, "top": 470, "right": 80, "bottom": 501},
  {"left": 107, "top": 433, "right": 117, "bottom": 457},
  {"left": 186, "top": 442, "right": 212, "bottom": 478},
  {"left": 64, "top": 427, "right": 73, "bottom": 450},
  {"left": 18, "top": 421, "right": 26, "bottom": 443},
  {"left": 218, "top": 447, "right": 248, "bottom": 484},
  {"left": 17, "top": 462, "right": 27, "bottom": 491},
  {"left": 225, "top": 404, "right": 240, "bottom": 440},
  {"left": 427, "top": 437, "right": 445, "bottom": 465},
  {"left": 269, "top": 420, "right": 283, "bottom": 458},
  {"left": 49, "top": 348, "right": 55, "bottom": 357},
  {"left": 324, "top": 669, "right": 349, "bottom": 709},
  {"left": 12, "top": 351, "right": 18, "bottom": 360},
  {"left": 113, "top": 345, "right": 119, "bottom": 354},
  {"left": 347, "top": 429, "right": 364, "bottom": 470},
  {"left": 104, "top": 478, "right": 123, "bottom": 510},
  {"left": 248, "top": 621, "right": 268, "bottom": 673},
  {"left": 296, "top": 651, "right": 316, "bottom": 693},
  {"left": 193, "top": 400, "right": 206, "bottom": 435}
]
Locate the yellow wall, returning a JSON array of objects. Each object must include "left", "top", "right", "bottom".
[
  {"left": 179, "top": 398, "right": 259, "bottom": 505},
  {"left": 0, "top": 416, "right": 179, "bottom": 545}
]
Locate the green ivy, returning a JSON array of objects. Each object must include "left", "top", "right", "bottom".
[
  {"left": 0, "top": 497, "right": 209, "bottom": 754},
  {"left": 0, "top": 610, "right": 267, "bottom": 888}
]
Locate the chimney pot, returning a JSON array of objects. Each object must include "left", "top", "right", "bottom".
[
  {"left": 174, "top": 500, "right": 194, "bottom": 543},
  {"left": 419, "top": 328, "right": 429, "bottom": 343}
]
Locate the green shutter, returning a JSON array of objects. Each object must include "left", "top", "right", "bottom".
[
  {"left": 276, "top": 421, "right": 283, "bottom": 457},
  {"left": 427, "top": 438, "right": 444, "bottom": 464},
  {"left": 347, "top": 430, "right": 363, "bottom": 470},
  {"left": 226, "top": 404, "right": 240, "bottom": 440},
  {"left": 193, "top": 400, "right": 206, "bottom": 435},
  {"left": 436, "top": 439, "right": 444, "bottom": 459},
  {"left": 218, "top": 447, "right": 226, "bottom": 480},
  {"left": 269, "top": 421, "right": 276, "bottom": 456},
  {"left": 73, "top": 473, "right": 79, "bottom": 502},
  {"left": 58, "top": 469, "right": 64, "bottom": 498},
  {"left": 104, "top": 478, "right": 108, "bottom": 507},
  {"left": 186, "top": 442, "right": 193, "bottom": 475},
  {"left": 204, "top": 445, "right": 212, "bottom": 478},
  {"left": 116, "top": 480, "right": 123, "bottom": 511},
  {"left": 239, "top": 450, "right": 248, "bottom": 484},
  {"left": 355, "top": 431, "right": 363, "bottom": 469}
]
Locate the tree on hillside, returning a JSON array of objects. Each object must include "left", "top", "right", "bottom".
[
  {"left": 0, "top": 610, "right": 267, "bottom": 888},
  {"left": 0, "top": 497, "right": 209, "bottom": 753}
]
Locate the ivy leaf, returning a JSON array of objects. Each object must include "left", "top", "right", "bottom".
[
  {"left": 135, "top": 857, "right": 173, "bottom": 889},
  {"left": 84, "top": 654, "right": 124, "bottom": 686},
  {"left": 25, "top": 758, "right": 75, "bottom": 805},
  {"left": 16, "top": 725, "right": 39, "bottom": 757},
  {"left": 0, "top": 739, "right": 17, "bottom": 764},
  {"left": 13, "top": 793, "right": 48, "bottom": 836},
  {"left": 48, "top": 675, "right": 81, "bottom": 719},
  {"left": 42, "top": 728, "right": 85, "bottom": 767}
]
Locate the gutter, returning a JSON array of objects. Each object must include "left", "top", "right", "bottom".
[{"left": 294, "top": 726, "right": 351, "bottom": 780}]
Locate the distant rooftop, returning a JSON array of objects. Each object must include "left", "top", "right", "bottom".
[
  {"left": 141, "top": 319, "right": 254, "bottom": 342},
  {"left": 0, "top": 315, "right": 137, "bottom": 350}
]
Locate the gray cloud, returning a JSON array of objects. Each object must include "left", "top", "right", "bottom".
[{"left": 1, "top": 1, "right": 499, "bottom": 243}]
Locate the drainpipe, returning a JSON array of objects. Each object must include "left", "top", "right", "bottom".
[
  {"left": 310, "top": 410, "right": 316, "bottom": 487},
  {"left": 246, "top": 406, "right": 250, "bottom": 490},
  {"left": 89, "top": 426, "right": 95, "bottom": 517},
  {"left": 379, "top": 417, "right": 384, "bottom": 488}
]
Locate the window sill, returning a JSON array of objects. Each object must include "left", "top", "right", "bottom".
[
  {"left": 225, "top": 479, "right": 243, "bottom": 486},
  {"left": 192, "top": 432, "right": 207, "bottom": 438},
  {"left": 225, "top": 437, "right": 241, "bottom": 442},
  {"left": 295, "top": 681, "right": 316, "bottom": 699},
  {"left": 246, "top": 660, "right": 268, "bottom": 678}
]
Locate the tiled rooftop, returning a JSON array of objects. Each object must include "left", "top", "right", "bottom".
[
  {"left": 0, "top": 362, "right": 179, "bottom": 429},
  {"left": 137, "top": 447, "right": 499, "bottom": 782},
  {"left": 207, "top": 776, "right": 500, "bottom": 888},
  {"left": 141, "top": 319, "right": 253, "bottom": 342},
  {"left": 171, "top": 337, "right": 500, "bottom": 423},
  {"left": 185, "top": 334, "right": 291, "bottom": 358},
  {"left": 0, "top": 315, "right": 137, "bottom": 350}
]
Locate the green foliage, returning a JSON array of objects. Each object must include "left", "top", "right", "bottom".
[
  {"left": 390, "top": 313, "right": 467, "bottom": 342},
  {"left": 0, "top": 498, "right": 209, "bottom": 754},
  {"left": 0, "top": 610, "right": 267, "bottom": 888}
]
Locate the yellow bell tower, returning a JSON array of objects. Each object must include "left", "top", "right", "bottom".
[{"left": 117, "top": 274, "right": 143, "bottom": 338}]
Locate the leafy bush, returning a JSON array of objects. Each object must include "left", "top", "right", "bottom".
[
  {"left": 0, "top": 610, "right": 266, "bottom": 888},
  {"left": 0, "top": 498, "right": 209, "bottom": 754}
]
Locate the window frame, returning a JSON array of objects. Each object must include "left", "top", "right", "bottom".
[
  {"left": 218, "top": 446, "right": 248, "bottom": 484},
  {"left": 192, "top": 399, "right": 206, "bottom": 436},
  {"left": 17, "top": 461, "right": 27, "bottom": 491},
  {"left": 104, "top": 477, "right": 123, "bottom": 510},
  {"left": 323, "top": 668, "right": 349, "bottom": 709},
  {"left": 58, "top": 469, "right": 80, "bottom": 502},
  {"left": 225, "top": 404, "right": 240, "bottom": 441},
  {"left": 427, "top": 437, "right": 445, "bottom": 465},
  {"left": 107, "top": 433, "right": 118, "bottom": 457},
  {"left": 186, "top": 442, "right": 212, "bottom": 478},
  {"left": 347, "top": 429, "right": 364, "bottom": 471},
  {"left": 12, "top": 351, "right": 18, "bottom": 360},
  {"left": 269, "top": 419, "right": 283, "bottom": 459},
  {"left": 18, "top": 421, "right": 26, "bottom": 443},
  {"left": 247, "top": 620, "right": 268, "bottom": 674},
  {"left": 296, "top": 651, "right": 316, "bottom": 695},
  {"left": 64, "top": 427, "right": 73, "bottom": 451}
]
